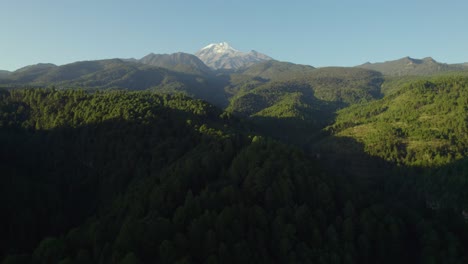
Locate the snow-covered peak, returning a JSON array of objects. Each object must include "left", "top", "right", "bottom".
[
  {"left": 201, "top": 42, "right": 238, "bottom": 54},
  {"left": 195, "top": 42, "right": 273, "bottom": 70}
]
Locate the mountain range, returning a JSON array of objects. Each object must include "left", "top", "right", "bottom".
[
  {"left": 357, "top": 56, "right": 467, "bottom": 76},
  {"left": 2, "top": 43, "right": 468, "bottom": 111},
  {"left": 3, "top": 42, "right": 468, "bottom": 78}
]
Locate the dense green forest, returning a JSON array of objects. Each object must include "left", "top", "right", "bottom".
[
  {"left": 356, "top": 57, "right": 466, "bottom": 76},
  {"left": 1, "top": 86, "right": 468, "bottom": 264},
  {"left": 328, "top": 76, "right": 468, "bottom": 167},
  {"left": 1, "top": 57, "right": 468, "bottom": 263},
  {"left": 320, "top": 75, "right": 468, "bottom": 218}
]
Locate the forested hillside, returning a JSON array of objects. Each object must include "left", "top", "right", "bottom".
[
  {"left": 1, "top": 88, "right": 468, "bottom": 264},
  {"left": 328, "top": 76, "right": 468, "bottom": 167},
  {"left": 139, "top": 53, "right": 212, "bottom": 75},
  {"left": 223, "top": 67, "right": 383, "bottom": 144},
  {"left": 238, "top": 60, "right": 315, "bottom": 81},
  {"left": 321, "top": 76, "right": 468, "bottom": 216},
  {"left": 357, "top": 57, "right": 466, "bottom": 76},
  {"left": 228, "top": 67, "right": 383, "bottom": 117}
]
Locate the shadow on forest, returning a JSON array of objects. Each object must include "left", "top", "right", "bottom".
[
  {"left": 247, "top": 111, "right": 468, "bottom": 215},
  {"left": 1, "top": 92, "right": 467, "bottom": 263},
  {"left": 311, "top": 134, "right": 468, "bottom": 213},
  {"left": 0, "top": 104, "right": 240, "bottom": 260}
]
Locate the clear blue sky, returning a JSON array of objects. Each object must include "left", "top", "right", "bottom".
[{"left": 1, "top": 0, "right": 467, "bottom": 71}]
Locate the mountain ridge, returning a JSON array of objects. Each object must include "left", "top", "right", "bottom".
[
  {"left": 139, "top": 52, "right": 212, "bottom": 75},
  {"left": 356, "top": 56, "right": 466, "bottom": 76},
  {"left": 0, "top": 70, "right": 10, "bottom": 78}
]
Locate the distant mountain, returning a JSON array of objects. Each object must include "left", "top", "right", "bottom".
[
  {"left": 9, "top": 63, "right": 58, "bottom": 82},
  {"left": 0, "top": 70, "right": 10, "bottom": 79},
  {"left": 5, "top": 60, "right": 134, "bottom": 83},
  {"left": 454, "top": 62, "right": 468, "bottom": 68},
  {"left": 357, "top": 57, "right": 465, "bottom": 76},
  {"left": 239, "top": 60, "right": 315, "bottom": 80},
  {"left": 195, "top": 42, "right": 272, "bottom": 70},
  {"left": 139, "top": 52, "right": 212, "bottom": 75},
  {"left": 14, "top": 63, "right": 58, "bottom": 73},
  {"left": 0, "top": 59, "right": 227, "bottom": 106}
]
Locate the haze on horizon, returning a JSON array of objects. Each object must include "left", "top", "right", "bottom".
[{"left": 1, "top": 0, "right": 467, "bottom": 71}]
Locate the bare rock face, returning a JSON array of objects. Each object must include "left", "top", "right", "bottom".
[{"left": 195, "top": 42, "right": 272, "bottom": 70}]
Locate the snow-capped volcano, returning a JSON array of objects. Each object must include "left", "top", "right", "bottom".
[
  {"left": 201, "top": 42, "right": 238, "bottom": 54},
  {"left": 195, "top": 42, "right": 272, "bottom": 70}
]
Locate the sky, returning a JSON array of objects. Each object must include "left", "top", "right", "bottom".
[{"left": 1, "top": 0, "right": 467, "bottom": 71}]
